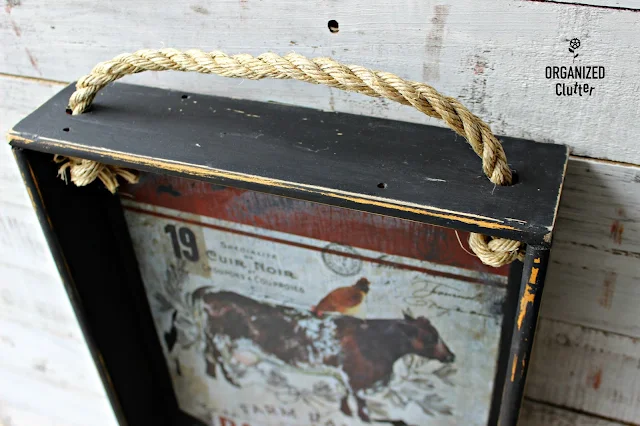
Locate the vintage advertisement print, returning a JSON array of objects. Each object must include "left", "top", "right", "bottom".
[{"left": 121, "top": 175, "right": 509, "bottom": 426}]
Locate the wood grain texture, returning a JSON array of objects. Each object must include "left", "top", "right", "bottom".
[
  {"left": 542, "top": 158, "right": 640, "bottom": 338},
  {"left": 2, "top": 0, "right": 640, "bottom": 164},
  {"left": 0, "top": 77, "right": 116, "bottom": 426},
  {"left": 0, "top": 263, "right": 118, "bottom": 426},
  {"left": 519, "top": 400, "right": 628, "bottom": 426},
  {"left": 0, "top": 76, "right": 64, "bottom": 209},
  {"left": 526, "top": 318, "right": 640, "bottom": 424},
  {"left": 528, "top": 0, "right": 640, "bottom": 10}
]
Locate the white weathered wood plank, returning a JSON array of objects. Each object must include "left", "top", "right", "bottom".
[
  {"left": 519, "top": 400, "right": 628, "bottom": 426},
  {"left": 0, "top": 317, "right": 109, "bottom": 403},
  {"left": 0, "top": 78, "right": 67, "bottom": 277},
  {"left": 0, "top": 261, "right": 83, "bottom": 342},
  {"left": 0, "top": 366, "right": 115, "bottom": 426},
  {"left": 0, "top": 203, "right": 58, "bottom": 276},
  {"left": 0, "top": 75, "right": 116, "bottom": 426},
  {"left": 554, "top": 158, "right": 640, "bottom": 254},
  {"left": 0, "top": 75, "right": 65, "bottom": 209},
  {"left": 543, "top": 158, "right": 640, "bottom": 337},
  {"left": 526, "top": 318, "right": 640, "bottom": 424},
  {"left": 0, "top": 400, "right": 80, "bottom": 426},
  {"left": 2, "top": 0, "right": 640, "bottom": 164},
  {"left": 530, "top": 0, "right": 640, "bottom": 10},
  {"left": 0, "top": 262, "right": 118, "bottom": 426}
]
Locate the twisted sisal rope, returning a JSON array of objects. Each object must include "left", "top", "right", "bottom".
[{"left": 62, "top": 48, "right": 524, "bottom": 266}]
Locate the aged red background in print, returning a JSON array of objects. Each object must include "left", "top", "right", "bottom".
[{"left": 122, "top": 174, "right": 509, "bottom": 277}]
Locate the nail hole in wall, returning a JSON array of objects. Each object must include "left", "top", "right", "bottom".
[
  {"left": 377, "top": 182, "right": 387, "bottom": 189},
  {"left": 62, "top": 127, "right": 69, "bottom": 132},
  {"left": 328, "top": 20, "right": 339, "bottom": 33}
]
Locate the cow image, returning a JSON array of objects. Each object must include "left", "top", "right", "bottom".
[{"left": 196, "top": 290, "right": 455, "bottom": 423}]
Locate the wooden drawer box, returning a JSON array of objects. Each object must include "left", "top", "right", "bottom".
[{"left": 8, "top": 82, "right": 568, "bottom": 426}]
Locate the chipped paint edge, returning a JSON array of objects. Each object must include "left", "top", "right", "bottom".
[
  {"left": 545, "top": 146, "right": 571, "bottom": 244},
  {"left": 517, "top": 262, "right": 540, "bottom": 330},
  {"left": 9, "top": 133, "right": 528, "bottom": 233}
]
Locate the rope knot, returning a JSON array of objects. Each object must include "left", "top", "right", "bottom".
[
  {"left": 55, "top": 155, "right": 139, "bottom": 193},
  {"left": 468, "top": 233, "right": 525, "bottom": 267}
]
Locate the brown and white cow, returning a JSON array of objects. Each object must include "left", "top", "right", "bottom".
[{"left": 194, "top": 290, "right": 455, "bottom": 423}]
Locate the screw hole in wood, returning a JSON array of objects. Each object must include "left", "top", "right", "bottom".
[{"left": 328, "top": 20, "right": 339, "bottom": 33}]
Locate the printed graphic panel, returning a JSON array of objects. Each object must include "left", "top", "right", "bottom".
[{"left": 121, "top": 174, "right": 509, "bottom": 426}]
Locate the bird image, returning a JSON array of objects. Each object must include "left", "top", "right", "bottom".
[{"left": 312, "top": 277, "right": 370, "bottom": 318}]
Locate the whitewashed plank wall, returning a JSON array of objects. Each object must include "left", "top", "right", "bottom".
[
  {"left": 536, "top": 0, "right": 640, "bottom": 10},
  {"left": 1, "top": 1, "right": 639, "bottom": 425},
  {"left": 0, "top": 77, "right": 118, "bottom": 426}
]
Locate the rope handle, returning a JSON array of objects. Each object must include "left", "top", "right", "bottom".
[{"left": 61, "top": 48, "right": 524, "bottom": 266}]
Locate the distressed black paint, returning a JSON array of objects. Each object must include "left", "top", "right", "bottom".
[{"left": 9, "top": 82, "right": 568, "bottom": 245}]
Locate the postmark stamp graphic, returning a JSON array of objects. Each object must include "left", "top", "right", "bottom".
[{"left": 321, "top": 243, "right": 363, "bottom": 276}]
